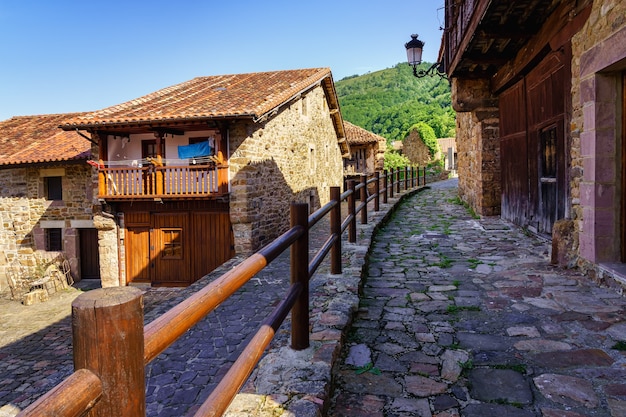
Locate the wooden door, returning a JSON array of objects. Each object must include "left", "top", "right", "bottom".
[
  {"left": 152, "top": 213, "right": 190, "bottom": 285},
  {"left": 126, "top": 227, "right": 151, "bottom": 284},
  {"left": 525, "top": 50, "right": 568, "bottom": 236},
  {"left": 191, "top": 212, "right": 234, "bottom": 280},
  {"left": 537, "top": 124, "right": 560, "bottom": 233},
  {"left": 499, "top": 79, "right": 529, "bottom": 226},
  {"left": 621, "top": 72, "right": 626, "bottom": 261},
  {"left": 79, "top": 228, "right": 100, "bottom": 280}
]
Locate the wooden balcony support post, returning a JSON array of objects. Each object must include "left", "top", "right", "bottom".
[
  {"left": 290, "top": 203, "right": 309, "bottom": 350},
  {"left": 374, "top": 171, "right": 380, "bottom": 212},
  {"left": 72, "top": 287, "right": 145, "bottom": 417},
  {"left": 330, "top": 186, "right": 342, "bottom": 275},
  {"left": 360, "top": 175, "right": 367, "bottom": 225},
  {"left": 347, "top": 180, "right": 356, "bottom": 243},
  {"left": 98, "top": 161, "right": 107, "bottom": 197}
]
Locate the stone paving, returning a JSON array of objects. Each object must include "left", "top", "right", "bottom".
[
  {"left": 328, "top": 180, "right": 626, "bottom": 417},
  {"left": 1, "top": 178, "right": 626, "bottom": 416}
]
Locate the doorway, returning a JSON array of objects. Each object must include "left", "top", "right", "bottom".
[{"left": 79, "top": 228, "right": 101, "bottom": 280}]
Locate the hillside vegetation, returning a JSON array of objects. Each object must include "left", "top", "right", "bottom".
[{"left": 335, "top": 62, "right": 455, "bottom": 144}]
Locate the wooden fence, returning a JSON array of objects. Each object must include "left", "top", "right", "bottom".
[{"left": 17, "top": 167, "right": 427, "bottom": 417}]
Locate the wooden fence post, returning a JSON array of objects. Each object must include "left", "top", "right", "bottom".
[
  {"left": 389, "top": 170, "right": 394, "bottom": 198},
  {"left": 330, "top": 187, "right": 342, "bottom": 275},
  {"left": 374, "top": 171, "right": 380, "bottom": 212},
  {"left": 396, "top": 168, "right": 401, "bottom": 194},
  {"left": 383, "top": 169, "right": 389, "bottom": 203},
  {"left": 290, "top": 203, "right": 309, "bottom": 350},
  {"left": 404, "top": 166, "right": 409, "bottom": 190},
  {"left": 423, "top": 166, "right": 427, "bottom": 185},
  {"left": 72, "top": 287, "right": 145, "bottom": 417},
  {"left": 347, "top": 180, "right": 356, "bottom": 243},
  {"left": 360, "top": 175, "right": 367, "bottom": 225}
]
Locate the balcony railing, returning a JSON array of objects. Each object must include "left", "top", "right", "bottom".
[{"left": 96, "top": 162, "right": 229, "bottom": 200}]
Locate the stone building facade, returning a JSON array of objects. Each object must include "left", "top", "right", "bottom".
[
  {"left": 343, "top": 121, "right": 386, "bottom": 176},
  {"left": 570, "top": 0, "right": 626, "bottom": 278},
  {"left": 0, "top": 114, "right": 95, "bottom": 292},
  {"left": 443, "top": 0, "right": 626, "bottom": 287},
  {"left": 402, "top": 128, "right": 433, "bottom": 167},
  {"left": 227, "top": 85, "right": 345, "bottom": 253}
]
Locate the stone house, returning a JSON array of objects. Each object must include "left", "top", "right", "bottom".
[
  {"left": 0, "top": 113, "right": 98, "bottom": 292},
  {"left": 59, "top": 68, "right": 349, "bottom": 287},
  {"left": 402, "top": 127, "right": 435, "bottom": 167},
  {"left": 343, "top": 121, "right": 386, "bottom": 175},
  {"left": 442, "top": 0, "right": 626, "bottom": 285}
]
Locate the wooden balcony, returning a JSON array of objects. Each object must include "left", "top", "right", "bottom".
[{"left": 97, "top": 163, "right": 228, "bottom": 200}]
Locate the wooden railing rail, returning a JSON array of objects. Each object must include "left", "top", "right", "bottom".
[
  {"left": 16, "top": 369, "right": 102, "bottom": 417},
  {"left": 18, "top": 167, "right": 426, "bottom": 417}
]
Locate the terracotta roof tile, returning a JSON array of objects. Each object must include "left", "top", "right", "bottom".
[
  {"left": 60, "top": 68, "right": 335, "bottom": 128},
  {"left": 344, "top": 121, "right": 387, "bottom": 145},
  {"left": 0, "top": 113, "right": 92, "bottom": 166}
]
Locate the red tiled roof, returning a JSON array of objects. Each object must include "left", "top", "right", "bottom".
[
  {"left": 344, "top": 121, "right": 386, "bottom": 145},
  {"left": 60, "top": 68, "right": 337, "bottom": 128},
  {"left": 0, "top": 113, "right": 92, "bottom": 166}
]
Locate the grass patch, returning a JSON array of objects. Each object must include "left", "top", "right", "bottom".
[
  {"left": 435, "top": 254, "right": 453, "bottom": 268},
  {"left": 354, "top": 362, "right": 381, "bottom": 375},
  {"left": 489, "top": 399, "right": 524, "bottom": 409},
  {"left": 612, "top": 341, "right": 626, "bottom": 351},
  {"left": 467, "top": 258, "right": 483, "bottom": 269},
  {"left": 449, "top": 196, "right": 480, "bottom": 219},
  {"left": 493, "top": 364, "right": 527, "bottom": 374},
  {"left": 447, "top": 305, "right": 481, "bottom": 313}
]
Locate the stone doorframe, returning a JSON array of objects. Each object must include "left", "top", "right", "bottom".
[{"left": 577, "top": 26, "right": 626, "bottom": 264}]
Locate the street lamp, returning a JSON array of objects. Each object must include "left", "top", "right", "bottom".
[{"left": 404, "top": 34, "right": 447, "bottom": 79}]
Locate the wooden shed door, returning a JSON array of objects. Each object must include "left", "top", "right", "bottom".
[
  {"left": 500, "top": 48, "right": 569, "bottom": 236},
  {"left": 126, "top": 227, "right": 151, "bottom": 284},
  {"left": 152, "top": 213, "right": 190, "bottom": 285}
]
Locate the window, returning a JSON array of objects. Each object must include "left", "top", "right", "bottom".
[
  {"left": 45, "top": 176, "right": 63, "bottom": 200},
  {"left": 45, "top": 228, "right": 63, "bottom": 251},
  {"left": 162, "top": 228, "right": 183, "bottom": 259},
  {"left": 540, "top": 126, "right": 557, "bottom": 179},
  {"left": 309, "top": 146, "right": 316, "bottom": 174}
]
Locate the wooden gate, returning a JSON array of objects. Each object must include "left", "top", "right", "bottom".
[{"left": 499, "top": 47, "right": 569, "bottom": 236}]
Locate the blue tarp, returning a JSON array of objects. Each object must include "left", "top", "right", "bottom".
[{"left": 177, "top": 142, "right": 213, "bottom": 159}]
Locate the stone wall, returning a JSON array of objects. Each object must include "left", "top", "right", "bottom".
[
  {"left": 227, "top": 85, "right": 345, "bottom": 253},
  {"left": 569, "top": 0, "right": 626, "bottom": 268},
  {"left": 452, "top": 78, "right": 501, "bottom": 216},
  {"left": 0, "top": 163, "right": 96, "bottom": 291}
]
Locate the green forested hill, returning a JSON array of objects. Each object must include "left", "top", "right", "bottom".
[{"left": 335, "top": 62, "right": 455, "bottom": 143}]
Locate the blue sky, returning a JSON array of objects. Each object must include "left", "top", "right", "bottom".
[{"left": 0, "top": 0, "right": 445, "bottom": 121}]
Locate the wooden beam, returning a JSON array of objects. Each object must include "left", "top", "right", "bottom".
[
  {"left": 447, "top": 0, "right": 492, "bottom": 76},
  {"left": 150, "top": 127, "right": 185, "bottom": 136},
  {"left": 491, "top": 0, "right": 592, "bottom": 93}
]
